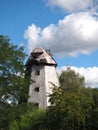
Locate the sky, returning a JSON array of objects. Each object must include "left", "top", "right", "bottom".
[{"left": 0, "top": 0, "right": 98, "bottom": 88}]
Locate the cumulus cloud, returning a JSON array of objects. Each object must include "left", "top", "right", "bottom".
[
  {"left": 24, "top": 12, "right": 98, "bottom": 57},
  {"left": 46, "top": 0, "right": 91, "bottom": 12},
  {"left": 57, "top": 66, "right": 98, "bottom": 88}
]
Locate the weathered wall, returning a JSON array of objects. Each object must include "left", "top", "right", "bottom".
[
  {"left": 28, "top": 65, "right": 59, "bottom": 108},
  {"left": 45, "top": 66, "right": 60, "bottom": 107}
]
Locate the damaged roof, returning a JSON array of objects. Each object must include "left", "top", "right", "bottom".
[{"left": 26, "top": 47, "right": 57, "bottom": 66}]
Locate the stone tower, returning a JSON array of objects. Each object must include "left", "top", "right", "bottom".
[{"left": 25, "top": 47, "right": 59, "bottom": 109}]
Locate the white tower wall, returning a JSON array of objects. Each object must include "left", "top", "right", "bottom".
[
  {"left": 28, "top": 65, "right": 59, "bottom": 109},
  {"left": 45, "top": 66, "right": 60, "bottom": 107}
]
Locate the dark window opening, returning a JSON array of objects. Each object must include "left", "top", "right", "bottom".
[
  {"left": 35, "top": 70, "right": 40, "bottom": 75},
  {"left": 34, "top": 103, "right": 39, "bottom": 107},
  {"left": 40, "top": 59, "right": 46, "bottom": 63},
  {"left": 34, "top": 87, "right": 39, "bottom": 92}
]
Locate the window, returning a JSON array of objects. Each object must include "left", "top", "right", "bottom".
[
  {"left": 34, "top": 103, "right": 39, "bottom": 107},
  {"left": 35, "top": 70, "right": 40, "bottom": 75},
  {"left": 34, "top": 87, "right": 39, "bottom": 92}
]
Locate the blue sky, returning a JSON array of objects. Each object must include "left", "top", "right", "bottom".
[{"left": 0, "top": 0, "right": 98, "bottom": 88}]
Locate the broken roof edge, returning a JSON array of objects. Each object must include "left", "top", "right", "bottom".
[
  {"left": 25, "top": 46, "right": 57, "bottom": 67},
  {"left": 32, "top": 46, "right": 44, "bottom": 54}
]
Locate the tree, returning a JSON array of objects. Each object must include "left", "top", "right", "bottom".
[
  {"left": 59, "top": 67, "right": 85, "bottom": 92},
  {"left": 9, "top": 103, "right": 46, "bottom": 130},
  {"left": 0, "top": 35, "right": 30, "bottom": 103},
  {"left": 46, "top": 68, "right": 93, "bottom": 130},
  {"left": 0, "top": 35, "right": 29, "bottom": 129},
  {"left": 90, "top": 88, "right": 98, "bottom": 130}
]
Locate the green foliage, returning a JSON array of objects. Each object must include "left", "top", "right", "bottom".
[
  {"left": 9, "top": 103, "right": 46, "bottom": 130},
  {"left": 59, "top": 67, "right": 85, "bottom": 92},
  {"left": 90, "top": 88, "right": 98, "bottom": 130},
  {"left": 47, "top": 88, "right": 93, "bottom": 130},
  {"left": 9, "top": 120, "right": 20, "bottom": 130},
  {"left": 0, "top": 35, "right": 30, "bottom": 130},
  {"left": 0, "top": 35, "right": 29, "bottom": 104},
  {"left": 92, "top": 88, "right": 98, "bottom": 107},
  {"left": 46, "top": 68, "right": 94, "bottom": 130}
]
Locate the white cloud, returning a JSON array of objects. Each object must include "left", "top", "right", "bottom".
[
  {"left": 46, "top": 0, "right": 91, "bottom": 12},
  {"left": 57, "top": 66, "right": 98, "bottom": 88},
  {"left": 24, "top": 12, "right": 98, "bottom": 57}
]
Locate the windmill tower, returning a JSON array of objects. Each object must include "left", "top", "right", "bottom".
[{"left": 25, "top": 47, "right": 60, "bottom": 108}]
